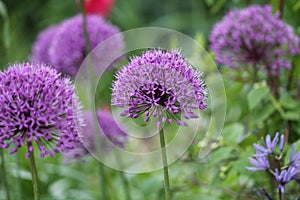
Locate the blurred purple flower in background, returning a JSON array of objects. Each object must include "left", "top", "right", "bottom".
[
  {"left": 112, "top": 49, "right": 207, "bottom": 127},
  {"left": 210, "top": 5, "right": 300, "bottom": 75},
  {"left": 31, "top": 25, "right": 58, "bottom": 64},
  {"left": 247, "top": 133, "right": 300, "bottom": 194},
  {"left": 0, "top": 63, "right": 83, "bottom": 158},
  {"left": 31, "top": 14, "right": 123, "bottom": 78},
  {"left": 65, "top": 109, "right": 128, "bottom": 163}
]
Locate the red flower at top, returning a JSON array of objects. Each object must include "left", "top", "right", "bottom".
[{"left": 83, "top": 0, "right": 115, "bottom": 17}]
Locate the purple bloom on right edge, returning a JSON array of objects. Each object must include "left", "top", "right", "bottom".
[
  {"left": 210, "top": 5, "right": 300, "bottom": 75},
  {"left": 111, "top": 49, "right": 208, "bottom": 127},
  {"left": 246, "top": 133, "right": 300, "bottom": 195}
]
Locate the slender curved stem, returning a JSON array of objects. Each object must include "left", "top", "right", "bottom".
[
  {"left": 1, "top": 150, "right": 10, "bottom": 200},
  {"left": 159, "top": 129, "right": 171, "bottom": 200},
  {"left": 28, "top": 149, "right": 40, "bottom": 200}
]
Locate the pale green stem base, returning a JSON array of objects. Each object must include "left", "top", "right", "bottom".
[
  {"left": 1, "top": 150, "right": 10, "bottom": 200},
  {"left": 159, "top": 129, "right": 171, "bottom": 200},
  {"left": 28, "top": 149, "right": 40, "bottom": 200}
]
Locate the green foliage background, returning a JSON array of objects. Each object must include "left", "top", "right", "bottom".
[{"left": 1, "top": 0, "right": 300, "bottom": 199}]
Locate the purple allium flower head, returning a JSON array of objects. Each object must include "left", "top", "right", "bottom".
[
  {"left": 48, "top": 14, "right": 123, "bottom": 78},
  {"left": 0, "top": 63, "right": 83, "bottom": 158},
  {"left": 65, "top": 109, "right": 128, "bottom": 163},
  {"left": 275, "top": 166, "right": 300, "bottom": 193},
  {"left": 210, "top": 5, "right": 300, "bottom": 75},
  {"left": 31, "top": 25, "right": 58, "bottom": 64},
  {"left": 112, "top": 49, "right": 207, "bottom": 127}
]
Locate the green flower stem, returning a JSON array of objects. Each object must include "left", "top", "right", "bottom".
[
  {"left": 159, "top": 128, "right": 171, "bottom": 200},
  {"left": 0, "top": 150, "right": 10, "bottom": 200},
  {"left": 15, "top": 153, "right": 23, "bottom": 200},
  {"left": 79, "top": 0, "right": 107, "bottom": 199},
  {"left": 98, "top": 163, "right": 108, "bottom": 200},
  {"left": 278, "top": 188, "right": 282, "bottom": 200},
  {"left": 79, "top": 0, "right": 91, "bottom": 54},
  {"left": 119, "top": 171, "right": 131, "bottom": 200},
  {"left": 279, "top": 0, "right": 284, "bottom": 19},
  {"left": 114, "top": 149, "right": 132, "bottom": 200},
  {"left": 28, "top": 148, "right": 40, "bottom": 200},
  {"left": 252, "top": 63, "right": 257, "bottom": 85}
]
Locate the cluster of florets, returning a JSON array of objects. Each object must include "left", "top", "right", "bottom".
[
  {"left": 210, "top": 5, "right": 300, "bottom": 75},
  {"left": 112, "top": 49, "right": 207, "bottom": 127},
  {"left": 247, "top": 133, "right": 300, "bottom": 194},
  {"left": 0, "top": 63, "right": 83, "bottom": 158}
]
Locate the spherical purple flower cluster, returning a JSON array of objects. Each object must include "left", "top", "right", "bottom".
[
  {"left": 65, "top": 109, "right": 128, "bottom": 163},
  {"left": 0, "top": 63, "right": 83, "bottom": 158},
  {"left": 247, "top": 133, "right": 300, "bottom": 194},
  {"left": 210, "top": 5, "right": 300, "bottom": 75},
  {"left": 31, "top": 14, "right": 123, "bottom": 78},
  {"left": 112, "top": 49, "right": 207, "bottom": 127}
]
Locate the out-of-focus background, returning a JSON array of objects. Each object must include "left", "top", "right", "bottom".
[
  {"left": 1, "top": 0, "right": 300, "bottom": 199},
  {"left": 2, "top": 0, "right": 300, "bottom": 68}
]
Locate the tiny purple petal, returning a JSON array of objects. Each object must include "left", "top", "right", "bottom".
[{"left": 279, "top": 134, "right": 285, "bottom": 152}]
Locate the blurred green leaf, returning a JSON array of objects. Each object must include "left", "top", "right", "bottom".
[
  {"left": 252, "top": 104, "right": 276, "bottom": 123},
  {"left": 247, "top": 86, "right": 269, "bottom": 110},
  {"left": 279, "top": 96, "right": 300, "bottom": 110},
  {"left": 0, "top": 0, "right": 10, "bottom": 48},
  {"left": 223, "top": 123, "right": 244, "bottom": 145},
  {"left": 282, "top": 111, "right": 300, "bottom": 121},
  {"left": 209, "top": 147, "right": 233, "bottom": 166},
  {"left": 210, "top": 0, "right": 227, "bottom": 14},
  {"left": 293, "top": 1, "right": 300, "bottom": 11},
  {"left": 239, "top": 134, "right": 258, "bottom": 147}
]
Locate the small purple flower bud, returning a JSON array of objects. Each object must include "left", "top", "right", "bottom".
[{"left": 279, "top": 134, "right": 285, "bottom": 152}]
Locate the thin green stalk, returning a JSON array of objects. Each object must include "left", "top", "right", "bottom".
[
  {"left": 28, "top": 148, "right": 40, "bottom": 200},
  {"left": 79, "top": 0, "right": 107, "bottom": 199},
  {"left": 279, "top": 0, "right": 284, "bottom": 19},
  {"left": 278, "top": 189, "right": 282, "bottom": 200},
  {"left": 114, "top": 149, "right": 132, "bottom": 200},
  {"left": 159, "top": 129, "right": 171, "bottom": 200},
  {"left": 15, "top": 152, "right": 23, "bottom": 200},
  {"left": 119, "top": 171, "right": 131, "bottom": 200},
  {"left": 1, "top": 150, "right": 10, "bottom": 200},
  {"left": 252, "top": 63, "right": 258, "bottom": 86},
  {"left": 98, "top": 163, "right": 107, "bottom": 200},
  {"left": 79, "top": 0, "right": 91, "bottom": 54}
]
